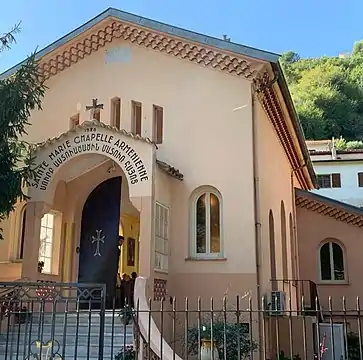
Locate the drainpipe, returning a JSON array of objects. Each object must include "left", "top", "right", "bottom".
[
  {"left": 251, "top": 90, "right": 263, "bottom": 352},
  {"left": 290, "top": 164, "right": 307, "bottom": 283}
]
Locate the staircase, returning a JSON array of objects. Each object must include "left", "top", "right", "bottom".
[{"left": 0, "top": 310, "right": 133, "bottom": 359}]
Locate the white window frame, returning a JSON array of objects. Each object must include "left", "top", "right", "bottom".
[
  {"left": 318, "top": 241, "right": 346, "bottom": 283},
  {"left": 190, "top": 187, "right": 223, "bottom": 259},
  {"left": 154, "top": 202, "right": 169, "bottom": 273},
  {"left": 38, "top": 212, "right": 56, "bottom": 274}
]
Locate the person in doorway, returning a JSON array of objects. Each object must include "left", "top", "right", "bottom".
[
  {"left": 120, "top": 273, "right": 130, "bottom": 308},
  {"left": 115, "top": 272, "right": 122, "bottom": 308},
  {"left": 117, "top": 236, "right": 124, "bottom": 268},
  {"left": 129, "top": 272, "right": 137, "bottom": 308}
]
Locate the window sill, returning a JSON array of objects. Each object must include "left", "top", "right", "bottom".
[
  {"left": 318, "top": 280, "right": 350, "bottom": 285},
  {"left": 185, "top": 257, "right": 227, "bottom": 262},
  {"left": 154, "top": 269, "right": 168, "bottom": 275},
  {"left": 37, "top": 273, "right": 60, "bottom": 281}
]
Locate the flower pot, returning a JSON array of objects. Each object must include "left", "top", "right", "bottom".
[{"left": 200, "top": 339, "right": 220, "bottom": 360}]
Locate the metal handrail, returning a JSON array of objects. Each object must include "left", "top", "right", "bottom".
[{"left": 0, "top": 278, "right": 32, "bottom": 319}]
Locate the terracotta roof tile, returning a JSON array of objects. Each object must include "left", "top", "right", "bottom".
[
  {"left": 156, "top": 160, "right": 183, "bottom": 181},
  {"left": 295, "top": 189, "right": 363, "bottom": 227}
]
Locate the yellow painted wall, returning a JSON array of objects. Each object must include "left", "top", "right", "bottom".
[{"left": 120, "top": 213, "right": 140, "bottom": 276}]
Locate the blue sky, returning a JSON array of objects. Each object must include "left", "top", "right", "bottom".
[{"left": 0, "top": 0, "right": 362, "bottom": 73}]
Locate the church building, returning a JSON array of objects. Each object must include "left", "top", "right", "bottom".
[{"left": 1, "top": 8, "right": 363, "bottom": 359}]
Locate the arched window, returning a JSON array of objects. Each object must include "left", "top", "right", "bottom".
[
  {"left": 191, "top": 187, "right": 222, "bottom": 257},
  {"left": 319, "top": 241, "right": 345, "bottom": 281},
  {"left": 289, "top": 213, "right": 297, "bottom": 280},
  {"left": 17, "top": 205, "right": 27, "bottom": 260},
  {"left": 281, "top": 201, "right": 288, "bottom": 279},
  {"left": 269, "top": 210, "right": 277, "bottom": 287}
]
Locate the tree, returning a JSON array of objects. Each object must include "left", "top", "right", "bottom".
[
  {"left": 0, "top": 24, "right": 46, "bottom": 238},
  {"left": 352, "top": 40, "right": 363, "bottom": 56},
  {"left": 280, "top": 42, "right": 363, "bottom": 141}
]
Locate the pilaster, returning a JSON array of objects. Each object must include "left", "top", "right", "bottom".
[
  {"left": 130, "top": 196, "right": 154, "bottom": 278},
  {"left": 21, "top": 202, "right": 49, "bottom": 280}
]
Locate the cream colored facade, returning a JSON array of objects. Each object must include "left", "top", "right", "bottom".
[
  {"left": 3, "top": 8, "right": 361, "bottom": 359},
  {"left": 0, "top": 9, "right": 317, "bottom": 306}
]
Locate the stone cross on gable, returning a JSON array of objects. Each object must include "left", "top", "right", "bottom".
[{"left": 85, "top": 98, "right": 103, "bottom": 120}]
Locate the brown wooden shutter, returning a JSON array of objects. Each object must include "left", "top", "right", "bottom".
[
  {"left": 69, "top": 113, "right": 80, "bottom": 129},
  {"left": 111, "top": 97, "right": 121, "bottom": 129},
  {"left": 331, "top": 173, "right": 341, "bottom": 188},
  {"left": 358, "top": 173, "right": 363, "bottom": 187},
  {"left": 135, "top": 103, "right": 142, "bottom": 135},
  {"left": 131, "top": 101, "right": 142, "bottom": 135},
  {"left": 94, "top": 109, "right": 100, "bottom": 121},
  {"left": 154, "top": 105, "right": 163, "bottom": 144}
]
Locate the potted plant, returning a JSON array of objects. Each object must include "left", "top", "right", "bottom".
[
  {"left": 186, "top": 321, "right": 257, "bottom": 360},
  {"left": 200, "top": 325, "right": 220, "bottom": 360},
  {"left": 115, "top": 344, "right": 136, "bottom": 360},
  {"left": 119, "top": 304, "right": 133, "bottom": 325},
  {"left": 37, "top": 261, "right": 44, "bottom": 273}
]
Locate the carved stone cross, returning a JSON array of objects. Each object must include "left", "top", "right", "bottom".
[{"left": 85, "top": 98, "right": 103, "bottom": 120}]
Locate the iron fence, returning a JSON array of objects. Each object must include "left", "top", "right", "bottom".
[
  {"left": 0, "top": 281, "right": 109, "bottom": 359},
  {"left": 270, "top": 280, "right": 321, "bottom": 318},
  {"left": 1, "top": 281, "right": 363, "bottom": 359}
]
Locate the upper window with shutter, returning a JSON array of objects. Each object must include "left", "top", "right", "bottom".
[
  {"left": 111, "top": 97, "right": 121, "bottom": 129},
  {"left": 317, "top": 174, "right": 341, "bottom": 188},
  {"left": 358, "top": 172, "right": 363, "bottom": 187},
  {"left": 69, "top": 113, "right": 80, "bottom": 129},
  {"left": 153, "top": 105, "right": 163, "bottom": 144},
  {"left": 131, "top": 101, "right": 142, "bottom": 135},
  {"left": 331, "top": 173, "right": 341, "bottom": 188},
  {"left": 94, "top": 109, "right": 101, "bottom": 122}
]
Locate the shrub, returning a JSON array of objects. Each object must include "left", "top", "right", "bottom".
[
  {"left": 187, "top": 322, "right": 258, "bottom": 359},
  {"left": 347, "top": 332, "right": 363, "bottom": 360},
  {"left": 346, "top": 140, "right": 363, "bottom": 149}
]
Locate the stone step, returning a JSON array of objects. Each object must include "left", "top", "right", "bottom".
[
  {"left": 4, "top": 357, "right": 106, "bottom": 360},
  {"left": 0, "top": 311, "right": 135, "bottom": 358},
  {"left": 7, "top": 318, "right": 132, "bottom": 327},
  {"left": 1, "top": 334, "right": 133, "bottom": 346},
  {"left": 0, "top": 348, "right": 127, "bottom": 359},
  {"left": 17, "top": 316, "right": 128, "bottom": 326},
  {"left": 6, "top": 323, "right": 133, "bottom": 330}
]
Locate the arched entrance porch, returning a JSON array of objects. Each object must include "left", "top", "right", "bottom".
[{"left": 21, "top": 120, "right": 155, "bottom": 287}]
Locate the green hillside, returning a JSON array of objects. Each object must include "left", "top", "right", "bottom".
[{"left": 280, "top": 41, "right": 363, "bottom": 141}]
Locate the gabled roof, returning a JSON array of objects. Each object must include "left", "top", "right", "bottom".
[
  {"left": 0, "top": 7, "right": 315, "bottom": 189},
  {"left": 296, "top": 189, "right": 363, "bottom": 227},
  {"left": 0, "top": 8, "right": 279, "bottom": 79}
]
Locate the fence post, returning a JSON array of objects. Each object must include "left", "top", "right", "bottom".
[{"left": 98, "top": 284, "right": 106, "bottom": 359}]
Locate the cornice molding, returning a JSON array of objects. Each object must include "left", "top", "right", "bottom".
[
  {"left": 254, "top": 71, "right": 310, "bottom": 189},
  {"left": 38, "top": 19, "right": 263, "bottom": 81}
]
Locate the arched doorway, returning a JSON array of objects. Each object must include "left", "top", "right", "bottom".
[{"left": 78, "top": 176, "right": 122, "bottom": 308}]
